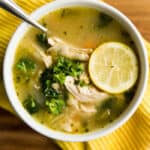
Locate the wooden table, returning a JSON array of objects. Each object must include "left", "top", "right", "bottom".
[{"left": 0, "top": 0, "right": 150, "bottom": 149}]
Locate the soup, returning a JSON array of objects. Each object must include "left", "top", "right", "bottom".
[{"left": 13, "top": 7, "right": 139, "bottom": 133}]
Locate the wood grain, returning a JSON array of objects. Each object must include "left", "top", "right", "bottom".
[
  {"left": 0, "top": 109, "right": 60, "bottom": 150},
  {"left": 105, "top": 0, "right": 150, "bottom": 41},
  {"left": 0, "top": 0, "right": 150, "bottom": 149}
]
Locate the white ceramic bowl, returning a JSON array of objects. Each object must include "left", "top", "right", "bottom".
[{"left": 3, "top": 0, "right": 149, "bottom": 141}]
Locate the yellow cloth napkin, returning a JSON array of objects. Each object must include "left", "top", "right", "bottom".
[{"left": 0, "top": 0, "right": 149, "bottom": 149}]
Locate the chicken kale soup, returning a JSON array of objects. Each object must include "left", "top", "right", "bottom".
[{"left": 13, "top": 7, "right": 139, "bottom": 133}]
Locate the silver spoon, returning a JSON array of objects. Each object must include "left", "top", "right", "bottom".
[{"left": 0, "top": 0, "right": 47, "bottom": 33}]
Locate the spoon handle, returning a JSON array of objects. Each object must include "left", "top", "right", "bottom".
[{"left": 0, "top": 0, "right": 47, "bottom": 33}]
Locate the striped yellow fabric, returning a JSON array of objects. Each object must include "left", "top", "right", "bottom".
[
  {"left": 0, "top": 0, "right": 149, "bottom": 150},
  {"left": 56, "top": 140, "right": 85, "bottom": 150}
]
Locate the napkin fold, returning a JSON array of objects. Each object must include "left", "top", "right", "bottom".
[{"left": 0, "top": 0, "right": 149, "bottom": 149}]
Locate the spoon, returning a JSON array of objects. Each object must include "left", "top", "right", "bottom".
[{"left": 0, "top": 0, "right": 47, "bottom": 33}]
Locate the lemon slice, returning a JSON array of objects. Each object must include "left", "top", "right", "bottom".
[{"left": 89, "top": 42, "right": 138, "bottom": 94}]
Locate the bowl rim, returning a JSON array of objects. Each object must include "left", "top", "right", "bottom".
[{"left": 3, "top": 0, "right": 149, "bottom": 142}]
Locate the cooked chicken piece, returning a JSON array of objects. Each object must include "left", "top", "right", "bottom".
[
  {"left": 67, "top": 95, "right": 80, "bottom": 110},
  {"left": 48, "top": 37, "right": 93, "bottom": 61},
  {"left": 79, "top": 103, "right": 96, "bottom": 113},
  {"left": 64, "top": 76, "right": 110, "bottom": 103},
  {"left": 38, "top": 50, "right": 52, "bottom": 68},
  {"left": 32, "top": 44, "right": 53, "bottom": 68},
  {"left": 48, "top": 37, "right": 93, "bottom": 53},
  {"left": 67, "top": 94, "right": 97, "bottom": 113}
]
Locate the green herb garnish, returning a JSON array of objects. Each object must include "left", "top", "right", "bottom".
[
  {"left": 40, "top": 57, "right": 83, "bottom": 95},
  {"left": 40, "top": 70, "right": 61, "bottom": 99},
  {"left": 124, "top": 89, "right": 135, "bottom": 104},
  {"left": 45, "top": 98, "right": 65, "bottom": 115},
  {"left": 60, "top": 8, "right": 76, "bottom": 18},
  {"left": 101, "top": 97, "right": 117, "bottom": 110},
  {"left": 53, "top": 73, "right": 66, "bottom": 85},
  {"left": 15, "top": 57, "right": 36, "bottom": 82},
  {"left": 53, "top": 56, "right": 83, "bottom": 84},
  {"left": 63, "top": 31, "right": 67, "bottom": 35},
  {"left": 96, "top": 13, "right": 113, "bottom": 28},
  {"left": 40, "top": 56, "right": 83, "bottom": 115},
  {"left": 16, "top": 57, "right": 36, "bottom": 74},
  {"left": 121, "top": 30, "right": 130, "bottom": 38},
  {"left": 23, "top": 96, "right": 39, "bottom": 114},
  {"left": 75, "top": 80, "right": 88, "bottom": 87},
  {"left": 36, "top": 32, "right": 50, "bottom": 49}
]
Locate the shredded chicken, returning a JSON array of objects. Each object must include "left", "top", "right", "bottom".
[
  {"left": 67, "top": 95, "right": 80, "bottom": 110},
  {"left": 48, "top": 37, "right": 93, "bottom": 61},
  {"left": 64, "top": 76, "right": 110, "bottom": 103},
  {"left": 67, "top": 94, "right": 97, "bottom": 113},
  {"left": 32, "top": 44, "right": 53, "bottom": 68},
  {"left": 79, "top": 103, "right": 96, "bottom": 113}
]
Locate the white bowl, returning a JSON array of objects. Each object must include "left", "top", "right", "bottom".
[{"left": 3, "top": 0, "right": 149, "bottom": 141}]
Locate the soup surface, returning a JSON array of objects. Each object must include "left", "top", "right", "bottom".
[{"left": 13, "top": 7, "right": 139, "bottom": 133}]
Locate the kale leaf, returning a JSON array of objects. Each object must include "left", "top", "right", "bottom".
[
  {"left": 40, "top": 69, "right": 61, "bottom": 99},
  {"left": 124, "top": 89, "right": 135, "bottom": 104},
  {"left": 36, "top": 32, "right": 51, "bottom": 49},
  {"left": 96, "top": 13, "right": 113, "bottom": 28},
  {"left": 101, "top": 97, "right": 117, "bottom": 110},
  {"left": 23, "top": 95, "right": 39, "bottom": 114}
]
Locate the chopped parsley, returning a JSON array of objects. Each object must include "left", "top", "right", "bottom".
[
  {"left": 45, "top": 98, "right": 65, "bottom": 115},
  {"left": 52, "top": 56, "right": 84, "bottom": 84},
  {"left": 15, "top": 57, "right": 36, "bottom": 82},
  {"left": 16, "top": 57, "right": 36, "bottom": 74}
]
